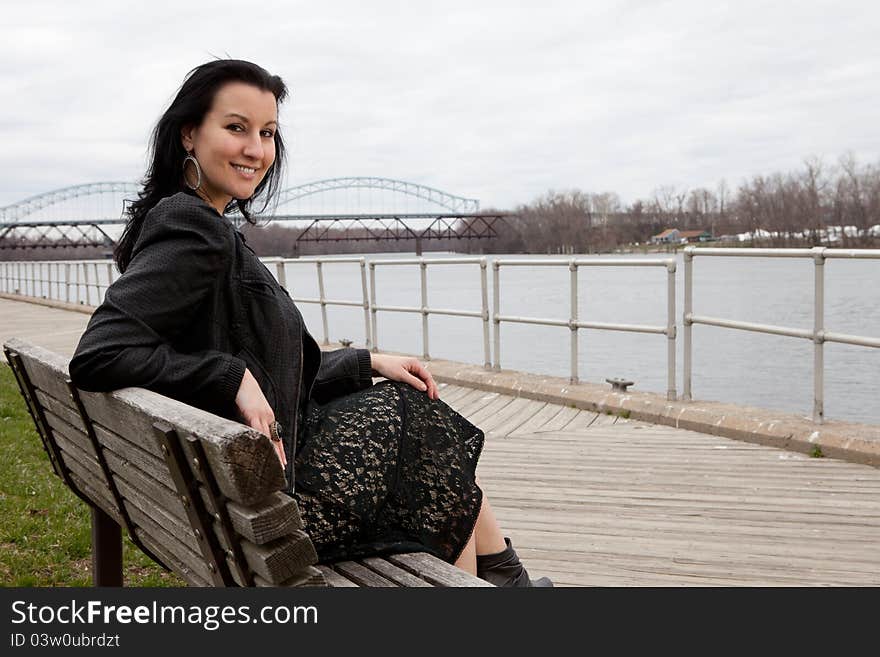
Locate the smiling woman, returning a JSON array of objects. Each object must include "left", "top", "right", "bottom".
[
  {"left": 181, "top": 82, "right": 279, "bottom": 213},
  {"left": 68, "top": 59, "right": 551, "bottom": 587}
]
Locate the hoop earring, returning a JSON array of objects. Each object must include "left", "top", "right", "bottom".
[{"left": 183, "top": 153, "right": 202, "bottom": 190}]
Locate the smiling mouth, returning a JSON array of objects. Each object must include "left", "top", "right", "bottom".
[{"left": 232, "top": 164, "right": 258, "bottom": 174}]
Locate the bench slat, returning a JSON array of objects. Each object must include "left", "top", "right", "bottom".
[
  {"left": 315, "top": 565, "right": 359, "bottom": 587},
  {"left": 53, "top": 433, "right": 104, "bottom": 486},
  {"left": 115, "top": 478, "right": 194, "bottom": 547},
  {"left": 136, "top": 530, "right": 210, "bottom": 587},
  {"left": 34, "top": 389, "right": 88, "bottom": 433},
  {"left": 67, "top": 471, "right": 121, "bottom": 525},
  {"left": 126, "top": 504, "right": 214, "bottom": 584},
  {"left": 226, "top": 494, "right": 303, "bottom": 545},
  {"left": 8, "top": 341, "right": 76, "bottom": 408},
  {"left": 360, "top": 557, "right": 434, "bottom": 587},
  {"left": 239, "top": 529, "right": 318, "bottom": 584},
  {"left": 253, "top": 566, "right": 326, "bottom": 587},
  {"left": 78, "top": 387, "right": 284, "bottom": 506},
  {"left": 93, "top": 423, "right": 174, "bottom": 488},
  {"left": 331, "top": 561, "right": 397, "bottom": 587},
  {"left": 43, "top": 411, "right": 100, "bottom": 469},
  {"left": 102, "top": 449, "right": 183, "bottom": 519},
  {"left": 388, "top": 553, "right": 495, "bottom": 587}
]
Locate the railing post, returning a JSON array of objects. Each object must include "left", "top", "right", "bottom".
[
  {"left": 105, "top": 262, "right": 114, "bottom": 302},
  {"left": 93, "top": 262, "right": 100, "bottom": 304},
  {"left": 569, "top": 260, "right": 578, "bottom": 384},
  {"left": 274, "top": 259, "right": 287, "bottom": 288},
  {"left": 316, "top": 261, "right": 329, "bottom": 345},
  {"left": 492, "top": 260, "right": 500, "bottom": 371},
  {"left": 683, "top": 248, "right": 693, "bottom": 401},
  {"left": 360, "top": 259, "right": 371, "bottom": 350},
  {"left": 480, "top": 258, "right": 490, "bottom": 369},
  {"left": 65, "top": 263, "right": 71, "bottom": 303},
  {"left": 813, "top": 247, "right": 826, "bottom": 424},
  {"left": 369, "top": 262, "right": 378, "bottom": 352},
  {"left": 420, "top": 261, "right": 429, "bottom": 360},
  {"left": 82, "top": 261, "right": 91, "bottom": 306},
  {"left": 666, "top": 259, "right": 677, "bottom": 401}
]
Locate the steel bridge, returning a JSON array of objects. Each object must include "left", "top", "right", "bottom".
[{"left": 0, "top": 178, "right": 505, "bottom": 252}]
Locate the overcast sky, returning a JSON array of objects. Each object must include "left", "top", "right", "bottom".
[{"left": 2, "top": 0, "right": 878, "bottom": 210}]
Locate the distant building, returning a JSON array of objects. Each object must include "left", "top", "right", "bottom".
[
  {"left": 678, "top": 229, "right": 713, "bottom": 243},
  {"left": 650, "top": 228, "right": 713, "bottom": 245},
  {"left": 650, "top": 228, "right": 680, "bottom": 244}
]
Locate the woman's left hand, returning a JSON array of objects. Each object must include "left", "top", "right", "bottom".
[{"left": 370, "top": 353, "right": 440, "bottom": 400}]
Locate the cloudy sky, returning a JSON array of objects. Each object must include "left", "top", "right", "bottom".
[{"left": 2, "top": 0, "right": 878, "bottom": 210}]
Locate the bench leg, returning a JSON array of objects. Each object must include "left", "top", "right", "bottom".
[{"left": 91, "top": 507, "right": 122, "bottom": 586}]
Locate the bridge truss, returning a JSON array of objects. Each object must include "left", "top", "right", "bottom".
[{"left": 0, "top": 178, "right": 501, "bottom": 251}]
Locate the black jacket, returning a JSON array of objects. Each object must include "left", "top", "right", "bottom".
[{"left": 69, "top": 191, "right": 373, "bottom": 487}]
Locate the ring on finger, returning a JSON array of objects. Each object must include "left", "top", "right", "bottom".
[{"left": 269, "top": 421, "right": 282, "bottom": 443}]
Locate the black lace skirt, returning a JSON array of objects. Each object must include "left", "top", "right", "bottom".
[{"left": 292, "top": 380, "right": 485, "bottom": 564}]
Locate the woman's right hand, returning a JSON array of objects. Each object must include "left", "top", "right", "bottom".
[{"left": 235, "top": 368, "right": 286, "bottom": 468}]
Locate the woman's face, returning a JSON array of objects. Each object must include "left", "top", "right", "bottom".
[{"left": 181, "top": 81, "right": 278, "bottom": 213}]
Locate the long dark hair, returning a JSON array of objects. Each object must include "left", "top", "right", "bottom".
[{"left": 115, "top": 59, "right": 288, "bottom": 272}]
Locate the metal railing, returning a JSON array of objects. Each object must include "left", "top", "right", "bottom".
[
  {"left": 683, "top": 246, "right": 880, "bottom": 423},
  {"left": 369, "top": 258, "right": 490, "bottom": 367},
  {"left": 267, "top": 257, "right": 372, "bottom": 349},
  {"left": 492, "top": 258, "right": 678, "bottom": 400},
  {"left": 1, "top": 259, "right": 117, "bottom": 306}
]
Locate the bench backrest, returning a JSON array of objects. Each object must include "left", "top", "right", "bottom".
[{"left": 4, "top": 338, "right": 325, "bottom": 587}]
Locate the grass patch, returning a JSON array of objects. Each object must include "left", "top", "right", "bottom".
[
  {"left": 0, "top": 363, "right": 183, "bottom": 586},
  {"left": 810, "top": 445, "right": 825, "bottom": 458}
]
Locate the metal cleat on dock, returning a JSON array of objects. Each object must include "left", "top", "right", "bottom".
[{"left": 606, "top": 377, "right": 634, "bottom": 392}]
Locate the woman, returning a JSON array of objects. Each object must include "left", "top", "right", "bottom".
[{"left": 69, "top": 59, "right": 551, "bottom": 587}]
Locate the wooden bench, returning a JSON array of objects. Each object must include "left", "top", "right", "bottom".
[{"left": 4, "top": 338, "right": 491, "bottom": 588}]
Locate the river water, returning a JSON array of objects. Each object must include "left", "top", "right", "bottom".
[
  {"left": 282, "top": 251, "right": 880, "bottom": 425},
  {"left": 9, "top": 251, "right": 878, "bottom": 424}
]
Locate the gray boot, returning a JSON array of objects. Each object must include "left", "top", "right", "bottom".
[{"left": 476, "top": 537, "right": 553, "bottom": 587}]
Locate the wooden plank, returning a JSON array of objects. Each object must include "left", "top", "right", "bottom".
[
  {"left": 451, "top": 389, "right": 500, "bottom": 417},
  {"left": 68, "top": 471, "right": 121, "bottom": 525},
  {"left": 34, "top": 388, "right": 88, "bottom": 433},
  {"left": 387, "top": 552, "right": 494, "bottom": 587},
  {"left": 126, "top": 503, "right": 213, "bottom": 584},
  {"left": 360, "top": 557, "right": 434, "bottom": 587},
  {"left": 78, "top": 387, "right": 285, "bottom": 506},
  {"left": 486, "top": 399, "right": 548, "bottom": 437},
  {"left": 332, "top": 561, "right": 397, "bottom": 587},
  {"left": 42, "top": 409, "right": 99, "bottom": 466},
  {"left": 476, "top": 396, "right": 534, "bottom": 434},
  {"left": 254, "top": 565, "right": 327, "bottom": 587},
  {"left": 559, "top": 409, "right": 601, "bottom": 432},
  {"left": 589, "top": 412, "right": 619, "bottom": 426},
  {"left": 239, "top": 530, "right": 319, "bottom": 584},
  {"left": 534, "top": 406, "right": 579, "bottom": 432},
  {"left": 93, "top": 423, "right": 174, "bottom": 489},
  {"left": 508, "top": 403, "right": 569, "bottom": 436},
  {"left": 465, "top": 394, "right": 516, "bottom": 428},
  {"left": 9, "top": 341, "right": 75, "bottom": 406},
  {"left": 136, "top": 530, "right": 209, "bottom": 587},
  {"left": 436, "top": 384, "right": 473, "bottom": 406},
  {"left": 115, "top": 477, "right": 195, "bottom": 550},
  {"left": 226, "top": 493, "right": 303, "bottom": 545},
  {"left": 102, "top": 449, "right": 183, "bottom": 521},
  {"left": 54, "top": 433, "right": 103, "bottom": 484},
  {"left": 315, "top": 565, "right": 359, "bottom": 587}
]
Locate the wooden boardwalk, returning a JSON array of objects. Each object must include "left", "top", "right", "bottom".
[{"left": 2, "top": 297, "right": 879, "bottom": 586}]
